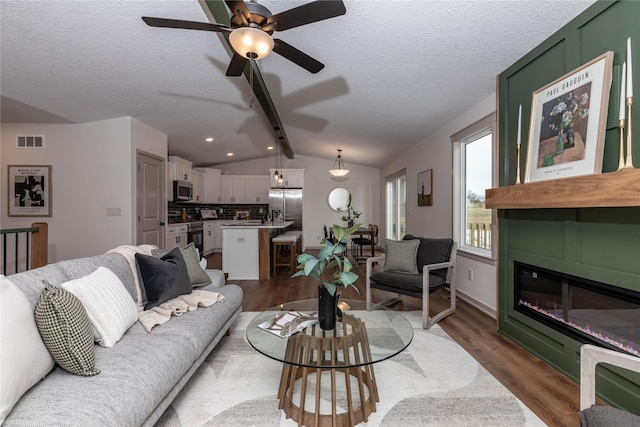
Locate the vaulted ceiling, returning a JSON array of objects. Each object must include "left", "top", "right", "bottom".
[{"left": 1, "top": 0, "right": 596, "bottom": 168}]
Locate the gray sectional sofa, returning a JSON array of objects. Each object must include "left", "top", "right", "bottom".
[{"left": 2, "top": 252, "right": 243, "bottom": 426}]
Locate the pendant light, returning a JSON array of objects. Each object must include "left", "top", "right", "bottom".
[
  {"left": 272, "top": 127, "right": 280, "bottom": 180},
  {"left": 329, "top": 149, "right": 350, "bottom": 177},
  {"left": 278, "top": 135, "right": 285, "bottom": 184}
]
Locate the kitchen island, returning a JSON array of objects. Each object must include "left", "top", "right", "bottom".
[{"left": 221, "top": 221, "right": 294, "bottom": 280}]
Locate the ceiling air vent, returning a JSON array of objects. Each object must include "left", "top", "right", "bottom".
[{"left": 16, "top": 135, "right": 44, "bottom": 148}]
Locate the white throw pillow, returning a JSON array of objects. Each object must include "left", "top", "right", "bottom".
[
  {"left": 0, "top": 275, "right": 55, "bottom": 423},
  {"left": 61, "top": 267, "right": 138, "bottom": 347}
]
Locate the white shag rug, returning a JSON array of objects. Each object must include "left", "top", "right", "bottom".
[{"left": 155, "top": 311, "right": 546, "bottom": 427}]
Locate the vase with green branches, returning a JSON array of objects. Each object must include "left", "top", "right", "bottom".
[
  {"left": 292, "top": 224, "right": 360, "bottom": 329},
  {"left": 340, "top": 206, "right": 361, "bottom": 227}
]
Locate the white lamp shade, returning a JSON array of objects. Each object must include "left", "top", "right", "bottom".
[
  {"left": 229, "top": 27, "right": 274, "bottom": 59},
  {"left": 329, "top": 168, "right": 350, "bottom": 177}
]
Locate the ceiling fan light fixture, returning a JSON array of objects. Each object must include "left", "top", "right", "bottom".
[
  {"left": 329, "top": 149, "right": 350, "bottom": 177},
  {"left": 229, "top": 27, "right": 274, "bottom": 59}
]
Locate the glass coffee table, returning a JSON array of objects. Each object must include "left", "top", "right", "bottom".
[{"left": 246, "top": 299, "right": 413, "bottom": 427}]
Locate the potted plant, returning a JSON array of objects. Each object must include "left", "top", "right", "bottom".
[
  {"left": 292, "top": 224, "right": 360, "bottom": 329},
  {"left": 340, "top": 206, "right": 361, "bottom": 227}
]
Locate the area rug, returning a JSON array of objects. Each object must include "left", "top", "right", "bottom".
[{"left": 155, "top": 312, "right": 545, "bottom": 426}]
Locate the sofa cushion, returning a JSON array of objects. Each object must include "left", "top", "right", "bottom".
[
  {"left": 579, "top": 404, "right": 640, "bottom": 426},
  {"left": 34, "top": 281, "right": 100, "bottom": 376},
  {"left": 61, "top": 267, "right": 138, "bottom": 347},
  {"left": 152, "top": 243, "right": 212, "bottom": 288},
  {"left": 0, "top": 276, "right": 55, "bottom": 424},
  {"left": 383, "top": 239, "right": 419, "bottom": 274},
  {"left": 403, "top": 235, "right": 453, "bottom": 278},
  {"left": 136, "top": 248, "right": 192, "bottom": 310}
]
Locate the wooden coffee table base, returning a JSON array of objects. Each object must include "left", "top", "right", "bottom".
[{"left": 277, "top": 314, "right": 379, "bottom": 427}]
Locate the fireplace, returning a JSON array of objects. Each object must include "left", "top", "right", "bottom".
[{"left": 515, "top": 262, "right": 640, "bottom": 356}]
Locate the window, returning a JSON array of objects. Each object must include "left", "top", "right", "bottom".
[
  {"left": 452, "top": 114, "right": 496, "bottom": 258},
  {"left": 385, "top": 169, "right": 406, "bottom": 240}
]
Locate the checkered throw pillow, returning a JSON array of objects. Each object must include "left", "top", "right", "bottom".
[{"left": 34, "top": 281, "right": 100, "bottom": 376}]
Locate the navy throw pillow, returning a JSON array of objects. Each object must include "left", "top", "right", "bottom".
[{"left": 135, "top": 247, "right": 192, "bottom": 310}]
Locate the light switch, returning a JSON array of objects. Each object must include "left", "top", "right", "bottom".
[{"left": 106, "top": 207, "right": 121, "bottom": 216}]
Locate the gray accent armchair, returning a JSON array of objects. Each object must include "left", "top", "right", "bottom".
[
  {"left": 579, "top": 344, "right": 640, "bottom": 426},
  {"left": 365, "top": 235, "right": 456, "bottom": 329}
]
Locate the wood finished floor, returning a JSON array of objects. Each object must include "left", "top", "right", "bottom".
[{"left": 206, "top": 251, "right": 582, "bottom": 426}]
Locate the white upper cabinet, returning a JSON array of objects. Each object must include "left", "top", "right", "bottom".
[
  {"left": 220, "top": 175, "right": 246, "bottom": 203},
  {"left": 245, "top": 176, "right": 270, "bottom": 203},
  {"left": 194, "top": 167, "right": 222, "bottom": 203},
  {"left": 269, "top": 169, "right": 304, "bottom": 188},
  {"left": 168, "top": 156, "right": 192, "bottom": 182}
]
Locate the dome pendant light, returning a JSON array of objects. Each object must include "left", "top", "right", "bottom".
[{"left": 329, "top": 149, "right": 350, "bottom": 177}]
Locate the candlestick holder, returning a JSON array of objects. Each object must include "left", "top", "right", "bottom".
[
  {"left": 622, "top": 97, "right": 635, "bottom": 169},
  {"left": 617, "top": 119, "right": 626, "bottom": 171},
  {"left": 515, "top": 144, "right": 522, "bottom": 184}
]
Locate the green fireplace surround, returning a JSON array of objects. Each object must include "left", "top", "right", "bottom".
[{"left": 496, "top": 0, "right": 640, "bottom": 414}]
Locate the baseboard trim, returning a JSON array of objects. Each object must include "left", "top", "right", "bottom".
[{"left": 456, "top": 290, "right": 496, "bottom": 319}]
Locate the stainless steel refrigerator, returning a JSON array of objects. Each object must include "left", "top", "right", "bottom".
[{"left": 269, "top": 188, "right": 303, "bottom": 231}]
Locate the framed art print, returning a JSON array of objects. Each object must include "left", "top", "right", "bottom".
[
  {"left": 417, "top": 169, "right": 432, "bottom": 206},
  {"left": 8, "top": 165, "right": 52, "bottom": 217},
  {"left": 525, "top": 51, "right": 614, "bottom": 183}
]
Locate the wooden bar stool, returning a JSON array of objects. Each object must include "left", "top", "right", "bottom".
[
  {"left": 272, "top": 234, "right": 299, "bottom": 275},
  {"left": 282, "top": 230, "right": 302, "bottom": 254}
]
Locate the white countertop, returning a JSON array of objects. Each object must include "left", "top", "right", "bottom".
[{"left": 220, "top": 220, "right": 293, "bottom": 229}]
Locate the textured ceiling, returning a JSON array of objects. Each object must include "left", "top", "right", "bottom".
[{"left": 1, "top": 0, "right": 596, "bottom": 168}]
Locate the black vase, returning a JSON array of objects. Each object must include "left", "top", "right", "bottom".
[{"left": 318, "top": 286, "right": 339, "bottom": 330}]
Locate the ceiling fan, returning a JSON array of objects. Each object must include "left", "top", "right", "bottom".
[{"left": 142, "top": 0, "right": 346, "bottom": 76}]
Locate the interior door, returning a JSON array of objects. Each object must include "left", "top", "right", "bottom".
[{"left": 136, "top": 151, "right": 165, "bottom": 247}]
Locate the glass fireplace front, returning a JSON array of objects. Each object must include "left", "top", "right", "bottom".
[{"left": 515, "top": 262, "right": 640, "bottom": 356}]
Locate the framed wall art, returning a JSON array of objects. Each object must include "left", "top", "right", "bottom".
[
  {"left": 525, "top": 51, "right": 614, "bottom": 183},
  {"left": 8, "top": 165, "right": 52, "bottom": 217},
  {"left": 417, "top": 169, "right": 432, "bottom": 206}
]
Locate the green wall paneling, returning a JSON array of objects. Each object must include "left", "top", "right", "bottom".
[{"left": 497, "top": 0, "right": 640, "bottom": 413}]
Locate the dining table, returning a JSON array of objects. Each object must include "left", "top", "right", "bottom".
[{"left": 353, "top": 227, "right": 376, "bottom": 258}]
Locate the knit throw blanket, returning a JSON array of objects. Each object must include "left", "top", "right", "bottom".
[
  {"left": 138, "top": 290, "right": 226, "bottom": 332},
  {"left": 106, "top": 244, "right": 157, "bottom": 311}
]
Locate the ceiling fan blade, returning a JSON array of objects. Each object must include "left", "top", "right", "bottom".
[
  {"left": 226, "top": 52, "right": 249, "bottom": 76},
  {"left": 273, "top": 39, "right": 324, "bottom": 74},
  {"left": 142, "top": 17, "right": 231, "bottom": 33},
  {"left": 224, "top": 1, "right": 251, "bottom": 22},
  {"left": 267, "top": 1, "right": 346, "bottom": 32}
]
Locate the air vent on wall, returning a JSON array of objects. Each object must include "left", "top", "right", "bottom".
[{"left": 16, "top": 135, "right": 44, "bottom": 148}]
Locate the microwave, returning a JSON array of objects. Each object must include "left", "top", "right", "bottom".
[{"left": 173, "top": 180, "right": 193, "bottom": 201}]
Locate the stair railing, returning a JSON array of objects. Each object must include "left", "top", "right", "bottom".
[{"left": 1, "top": 222, "right": 48, "bottom": 275}]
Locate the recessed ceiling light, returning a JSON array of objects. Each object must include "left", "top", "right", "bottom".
[
  {"left": 205, "top": 137, "right": 214, "bottom": 142},
  {"left": 226, "top": 152, "right": 234, "bottom": 157},
  {"left": 267, "top": 146, "right": 274, "bottom": 150}
]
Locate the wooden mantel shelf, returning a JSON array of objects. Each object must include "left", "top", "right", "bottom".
[{"left": 485, "top": 169, "right": 640, "bottom": 209}]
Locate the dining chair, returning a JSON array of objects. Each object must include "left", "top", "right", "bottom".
[{"left": 351, "top": 224, "right": 378, "bottom": 263}]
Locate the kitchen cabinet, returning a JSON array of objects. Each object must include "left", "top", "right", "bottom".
[
  {"left": 203, "top": 222, "right": 215, "bottom": 255},
  {"left": 269, "top": 169, "right": 304, "bottom": 188},
  {"left": 168, "top": 156, "right": 192, "bottom": 182},
  {"left": 213, "top": 221, "right": 224, "bottom": 251},
  {"left": 220, "top": 175, "right": 246, "bottom": 203},
  {"left": 219, "top": 175, "right": 269, "bottom": 203},
  {"left": 245, "top": 176, "right": 270, "bottom": 203},
  {"left": 191, "top": 169, "right": 204, "bottom": 203},
  {"left": 194, "top": 167, "right": 221, "bottom": 203},
  {"left": 166, "top": 224, "right": 188, "bottom": 249}
]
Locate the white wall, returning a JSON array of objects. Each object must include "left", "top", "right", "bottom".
[
  {"left": 380, "top": 94, "right": 498, "bottom": 316},
  {"left": 1, "top": 117, "right": 167, "bottom": 263},
  {"left": 209, "top": 154, "right": 380, "bottom": 249}
]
